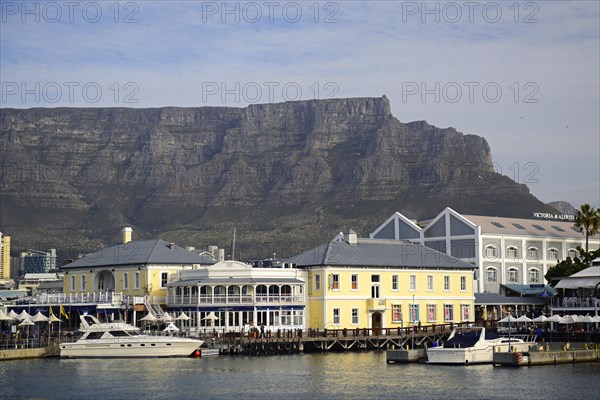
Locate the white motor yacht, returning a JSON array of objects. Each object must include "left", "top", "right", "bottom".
[
  {"left": 426, "top": 326, "right": 535, "bottom": 365},
  {"left": 60, "top": 315, "right": 203, "bottom": 358}
]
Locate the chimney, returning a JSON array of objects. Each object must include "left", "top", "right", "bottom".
[
  {"left": 122, "top": 227, "right": 132, "bottom": 244},
  {"left": 218, "top": 248, "right": 225, "bottom": 262},
  {"left": 348, "top": 229, "right": 357, "bottom": 244},
  {"left": 208, "top": 245, "right": 218, "bottom": 257}
]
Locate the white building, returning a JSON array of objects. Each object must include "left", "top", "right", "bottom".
[
  {"left": 370, "top": 207, "right": 600, "bottom": 294},
  {"left": 166, "top": 260, "right": 308, "bottom": 334}
]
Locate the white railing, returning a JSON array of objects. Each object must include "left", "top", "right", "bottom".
[
  {"left": 167, "top": 294, "right": 304, "bottom": 305},
  {"left": 34, "top": 292, "right": 123, "bottom": 305}
]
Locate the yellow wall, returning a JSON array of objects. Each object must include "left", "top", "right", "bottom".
[{"left": 307, "top": 267, "right": 474, "bottom": 329}]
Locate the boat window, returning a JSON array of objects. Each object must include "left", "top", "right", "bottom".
[
  {"left": 110, "top": 331, "right": 131, "bottom": 337},
  {"left": 85, "top": 332, "right": 104, "bottom": 340},
  {"left": 166, "top": 343, "right": 172, "bottom": 346},
  {"left": 140, "top": 344, "right": 145, "bottom": 346},
  {"left": 151, "top": 344, "right": 156, "bottom": 346}
]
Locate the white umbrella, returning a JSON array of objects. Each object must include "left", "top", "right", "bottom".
[
  {"left": 546, "top": 315, "right": 564, "bottom": 323},
  {"left": 49, "top": 314, "right": 63, "bottom": 323},
  {"left": 175, "top": 312, "right": 190, "bottom": 321},
  {"left": 579, "top": 315, "right": 595, "bottom": 323},
  {"left": 515, "top": 315, "right": 533, "bottom": 323},
  {"left": 202, "top": 312, "right": 219, "bottom": 321},
  {"left": 16, "top": 310, "right": 31, "bottom": 321},
  {"left": 532, "top": 315, "right": 548, "bottom": 323},
  {"left": 498, "top": 314, "right": 518, "bottom": 323},
  {"left": 0, "top": 310, "right": 14, "bottom": 321},
  {"left": 18, "top": 317, "right": 35, "bottom": 327},
  {"left": 7, "top": 310, "right": 19, "bottom": 319},
  {"left": 161, "top": 313, "right": 174, "bottom": 322},
  {"left": 31, "top": 312, "right": 49, "bottom": 322},
  {"left": 560, "top": 315, "right": 577, "bottom": 324},
  {"left": 592, "top": 315, "right": 600, "bottom": 323},
  {"left": 162, "top": 322, "right": 180, "bottom": 332},
  {"left": 139, "top": 313, "right": 157, "bottom": 322}
]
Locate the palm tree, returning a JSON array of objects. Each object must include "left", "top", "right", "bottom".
[{"left": 574, "top": 203, "right": 600, "bottom": 253}]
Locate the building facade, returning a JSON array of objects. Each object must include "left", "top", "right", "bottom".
[
  {"left": 166, "top": 260, "right": 307, "bottom": 333},
  {"left": 289, "top": 230, "right": 476, "bottom": 330},
  {"left": 0, "top": 233, "right": 10, "bottom": 282},
  {"left": 370, "top": 208, "right": 599, "bottom": 294}
]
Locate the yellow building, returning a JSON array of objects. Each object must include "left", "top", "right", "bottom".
[
  {"left": 0, "top": 233, "right": 10, "bottom": 281},
  {"left": 62, "top": 238, "right": 216, "bottom": 303},
  {"left": 289, "top": 230, "right": 476, "bottom": 330}
]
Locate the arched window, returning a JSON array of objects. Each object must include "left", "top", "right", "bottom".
[
  {"left": 508, "top": 268, "right": 519, "bottom": 283},
  {"left": 567, "top": 249, "right": 577, "bottom": 259},
  {"left": 528, "top": 268, "right": 540, "bottom": 283},
  {"left": 506, "top": 246, "right": 518, "bottom": 259},
  {"left": 228, "top": 286, "right": 240, "bottom": 295},
  {"left": 256, "top": 285, "right": 268, "bottom": 295},
  {"left": 548, "top": 248, "right": 559, "bottom": 260},
  {"left": 486, "top": 267, "right": 497, "bottom": 283},
  {"left": 527, "top": 247, "right": 539, "bottom": 260},
  {"left": 485, "top": 245, "right": 497, "bottom": 259}
]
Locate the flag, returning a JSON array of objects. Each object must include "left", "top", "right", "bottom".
[
  {"left": 60, "top": 305, "right": 69, "bottom": 320},
  {"left": 49, "top": 306, "right": 55, "bottom": 318}
]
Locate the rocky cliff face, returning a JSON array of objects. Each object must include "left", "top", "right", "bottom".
[{"left": 0, "top": 97, "right": 556, "bottom": 258}]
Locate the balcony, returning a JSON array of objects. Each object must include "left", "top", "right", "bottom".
[
  {"left": 167, "top": 294, "right": 304, "bottom": 306},
  {"left": 368, "top": 298, "right": 386, "bottom": 311},
  {"left": 550, "top": 296, "right": 600, "bottom": 310}
]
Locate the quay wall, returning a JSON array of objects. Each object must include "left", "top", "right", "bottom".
[{"left": 0, "top": 346, "right": 58, "bottom": 361}]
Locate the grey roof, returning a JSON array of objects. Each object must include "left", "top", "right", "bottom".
[
  {"left": 475, "top": 292, "right": 548, "bottom": 305},
  {"left": 36, "top": 280, "right": 65, "bottom": 290},
  {"left": 63, "top": 239, "right": 214, "bottom": 269},
  {"left": 288, "top": 237, "right": 475, "bottom": 270},
  {"left": 501, "top": 284, "right": 557, "bottom": 297},
  {"left": 167, "top": 277, "right": 304, "bottom": 287}
]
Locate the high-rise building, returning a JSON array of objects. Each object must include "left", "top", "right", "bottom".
[{"left": 0, "top": 233, "right": 11, "bottom": 281}]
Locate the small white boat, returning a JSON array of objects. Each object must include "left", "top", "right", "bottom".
[
  {"left": 426, "top": 326, "right": 535, "bottom": 365},
  {"left": 60, "top": 315, "right": 203, "bottom": 358}
]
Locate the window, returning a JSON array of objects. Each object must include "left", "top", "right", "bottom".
[
  {"left": 351, "top": 308, "right": 359, "bottom": 325},
  {"left": 548, "top": 248, "right": 558, "bottom": 260},
  {"left": 161, "top": 272, "right": 169, "bottom": 288},
  {"left": 81, "top": 275, "right": 86, "bottom": 291},
  {"left": 331, "top": 274, "right": 340, "bottom": 290},
  {"left": 567, "top": 249, "right": 578, "bottom": 259},
  {"left": 392, "top": 275, "right": 399, "bottom": 291},
  {"left": 461, "top": 304, "right": 470, "bottom": 321},
  {"left": 392, "top": 304, "right": 402, "bottom": 323},
  {"left": 314, "top": 274, "right": 321, "bottom": 291},
  {"left": 371, "top": 274, "right": 381, "bottom": 298},
  {"left": 460, "top": 276, "right": 467, "bottom": 291},
  {"left": 532, "top": 224, "right": 545, "bottom": 231},
  {"left": 351, "top": 274, "right": 358, "bottom": 290},
  {"left": 506, "top": 246, "right": 518, "bottom": 258},
  {"left": 491, "top": 221, "right": 505, "bottom": 228},
  {"left": 123, "top": 272, "right": 129, "bottom": 290},
  {"left": 552, "top": 225, "right": 565, "bottom": 232},
  {"left": 485, "top": 245, "right": 497, "bottom": 258},
  {"left": 444, "top": 304, "right": 454, "bottom": 322},
  {"left": 508, "top": 268, "right": 519, "bottom": 283},
  {"left": 528, "top": 268, "right": 539, "bottom": 283},
  {"left": 409, "top": 275, "right": 416, "bottom": 291},
  {"left": 409, "top": 304, "right": 419, "bottom": 322},
  {"left": 426, "top": 275, "right": 433, "bottom": 291},
  {"left": 443, "top": 275, "right": 450, "bottom": 291},
  {"left": 571, "top": 227, "right": 582, "bottom": 233},
  {"left": 427, "top": 304, "right": 437, "bottom": 322},
  {"left": 134, "top": 271, "right": 140, "bottom": 289},
  {"left": 527, "top": 247, "right": 539, "bottom": 260},
  {"left": 71, "top": 275, "right": 76, "bottom": 291},
  {"left": 512, "top": 223, "right": 525, "bottom": 230},
  {"left": 333, "top": 308, "right": 340, "bottom": 325},
  {"left": 486, "top": 267, "right": 497, "bottom": 282}
]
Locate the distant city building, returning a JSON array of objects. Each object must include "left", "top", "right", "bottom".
[
  {"left": 20, "top": 249, "right": 58, "bottom": 275},
  {"left": 0, "top": 232, "right": 11, "bottom": 282},
  {"left": 18, "top": 273, "right": 63, "bottom": 296}
]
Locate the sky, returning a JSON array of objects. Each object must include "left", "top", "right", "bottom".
[{"left": 1, "top": 0, "right": 599, "bottom": 210}]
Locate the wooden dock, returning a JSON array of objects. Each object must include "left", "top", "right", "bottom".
[
  {"left": 493, "top": 343, "right": 600, "bottom": 366},
  {"left": 214, "top": 324, "right": 464, "bottom": 356}
]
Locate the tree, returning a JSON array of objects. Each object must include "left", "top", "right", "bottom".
[
  {"left": 574, "top": 203, "right": 600, "bottom": 253},
  {"left": 545, "top": 246, "right": 600, "bottom": 284}
]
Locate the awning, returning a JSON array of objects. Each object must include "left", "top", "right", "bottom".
[
  {"left": 555, "top": 277, "right": 600, "bottom": 289},
  {"left": 501, "top": 284, "right": 558, "bottom": 297}
]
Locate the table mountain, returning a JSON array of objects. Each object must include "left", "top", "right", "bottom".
[{"left": 0, "top": 96, "right": 557, "bottom": 259}]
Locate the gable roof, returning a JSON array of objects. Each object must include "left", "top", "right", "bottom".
[
  {"left": 62, "top": 239, "right": 212, "bottom": 269},
  {"left": 288, "top": 237, "right": 475, "bottom": 269}
]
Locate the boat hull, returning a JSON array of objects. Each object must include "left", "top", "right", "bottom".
[
  {"left": 60, "top": 338, "right": 203, "bottom": 358},
  {"left": 427, "top": 342, "right": 533, "bottom": 365}
]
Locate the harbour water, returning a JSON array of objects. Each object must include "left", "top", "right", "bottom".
[{"left": 2, "top": 352, "right": 600, "bottom": 400}]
